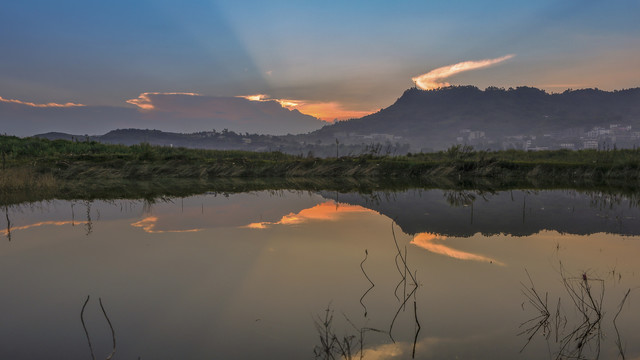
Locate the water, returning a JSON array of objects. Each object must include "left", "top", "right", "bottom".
[{"left": 1, "top": 189, "right": 639, "bottom": 359}]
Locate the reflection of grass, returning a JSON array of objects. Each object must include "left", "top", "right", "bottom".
[{"left": 520, "top": 264, "right": 632, "bottom": 359}]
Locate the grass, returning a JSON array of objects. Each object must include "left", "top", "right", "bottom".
[
  {"left": 4, "top": 135, "right": 640, "bottom": 181},
  {"left": 4, "top": 135, "right": 640, "bottom": 205}
]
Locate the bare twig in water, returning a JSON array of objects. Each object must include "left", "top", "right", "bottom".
[
  {"left": 389, "top": 222, "right": 419, "bottom": 345},
  {"left": 99, "top": 298, "right": 117, "bottom": 360},
  {"left": 314, "top": 305, "right": 338, "bottom": 360},
  {"left": 518, "top": 269, "right": 551, "bottom": 353},
  {"left": 81, "top": 295, "right": 96, "bottom": 360},
  {"left": 80, "top": 296, "right": 117, "bottom": 360},
  {"left": 519, "top": 264, "right": 627, "bottom": 360},
  {"left": 556, "top": 265, "right": 604, "bottom": 359},
  {"left": 393, "top": 252, "right": 404, "bottom": 302},
  {"left": 412, "top": 300, "right": 421, "bottom": 359},
  {"left": 613, "top": 288, "right": 631, "bottom": 360},
  {"left": 359, "top": 249, "right": 375, "bottom": 317},
  {"left": 314, "top": 304, "right": 387, "bottom": 360}
]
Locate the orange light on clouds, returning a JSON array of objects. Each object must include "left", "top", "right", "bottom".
[
  {"left": 238, "top": 94, "right": 372, "bottom": 122},
  {"left": 131, "top": 216, "right": 202, "bottom": 234},
  {"left": 411, "top": 232, "right": 504, "bottom": 265},
  {"left": 0, "top": 96, "right": 85, "bottom": 108},
  {"left": 412, "top": 54, "right": 515, "bottom": 90},
  {"left": 126, "top": 92, "right": 201, "bottom": 110},
  {"left": 243, "top": 201, "right": 372, "bottom": 229},
  {"left": 239, "top": 94, "right": 270, "bottom": 102}
]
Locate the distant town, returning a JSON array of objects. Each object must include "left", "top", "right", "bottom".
[{"left": 454, "top": 123, "right": 639, "bottom": 151}]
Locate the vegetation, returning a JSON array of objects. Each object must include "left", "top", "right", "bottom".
[{"left": 3, "top": 135, "right": 640, "bottom": 202}]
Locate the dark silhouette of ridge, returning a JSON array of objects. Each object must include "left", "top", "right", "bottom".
[
  {"left": 310, "top": 86, "right": 640, "bottom": 150},
  {"left": 34, "top": 85, "right": 640, "bottom": 154}
]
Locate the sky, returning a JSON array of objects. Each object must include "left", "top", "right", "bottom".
[{"left": 1, "top": 0, "right": 640, "bottom": 134}]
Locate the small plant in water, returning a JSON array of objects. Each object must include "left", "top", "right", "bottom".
[{"left": 519, "top": 263, "right": 632, "bottom": 360}]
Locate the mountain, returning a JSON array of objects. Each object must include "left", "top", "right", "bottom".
[
  {"left": 310, "top": 86, "right": 640, "bottom": 151},
  {"left": 31, "top": 86, "right": 640, "bottom": 154},
  {"left": 1, "top": 95, "right": 324, "bottom": 137}
]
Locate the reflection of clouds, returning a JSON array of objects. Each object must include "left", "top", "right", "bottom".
[
  {"left": 411, "top": 233, "right": 504, "bottom": 265},
  {"left": 359, "top": 337, "right": 447, "bottom": 359},
  {"left": 360, "top": 334, "right": 502, "bottom": 359},
  {"left": 1, "top": 220, "right": 87, "bottom": 236},
  {"left": 243, "top": 201, "right": 371, "bottom": 229},
  {"left": 358, "top": 342, "right": 408, "bottom": 359},
  {"left": 131, "top": 216, "right": 202, "bottom": 234}
]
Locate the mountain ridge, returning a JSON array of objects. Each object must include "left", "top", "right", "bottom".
[{"left": 33, "top": 85, "right": 640, "bottom": 155}]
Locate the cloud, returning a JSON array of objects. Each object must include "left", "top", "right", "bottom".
[
  {"left": 1, "top": 92, "right": 324, "bottom": 136},
  {"left": 412, "top": 55, "right": 515, "bottom": 90},
  {"left": 411, "top": 232, "right": 504, "bottom": 265},
  {"left": 122, "top": 92, "right": 324, "bottom": 134},
  {"left": 126, "top": 92, "right": 201, "bottom": 110},
  {"left": 238, "top": 94, "right": 372, "bottom": 121},
  {"left": 0, "top": 96, "right": 85, "bottom": 108}
]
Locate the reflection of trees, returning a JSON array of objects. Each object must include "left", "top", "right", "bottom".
[
  {"left": 4, "top": 205, "right": 10, "bottom": 241},
  {"left": 444, "top": 190, "right": 476, "bottom": 207}
]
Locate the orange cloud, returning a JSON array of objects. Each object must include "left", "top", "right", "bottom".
[
  {"left": 238, "top": 94, "right": 372, "bottom": 122},
  {"left": 126, "top": 92, "right": 201, "bottom": 110},
  {"left": 412, "top": 55, "right": 515, "bottom": 90},
  {"left": 1, "top": 220, "right": 88, "bottom": 237},
  {"left": 131, "top": 216, "right": 202, "bottom": 233},
  {"left": 244, "top": 201, "right": 372, "bottom": 229},
  {"left": 0, "top": 96, "right": 85, "bottom": 108},
  {"left": 411, "top": 232, "right": 504, "bottom": 265}
]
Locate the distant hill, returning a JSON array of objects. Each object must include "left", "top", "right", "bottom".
[
  {"left": 311, "top": 86, "right": 640, "bottom": 150},
  {"left": 34, "top": 86, "right": 640, "bottom": 154},
  {"left": 2, "top": 95, "right": 324, "bottom": 136}
]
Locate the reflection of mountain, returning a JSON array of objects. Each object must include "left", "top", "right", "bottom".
[{"left": 319, "top": 190, "right": 640, "bottom": 237}]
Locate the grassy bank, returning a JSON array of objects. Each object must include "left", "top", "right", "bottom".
[{"left": 3, "top": 135, "right": 640, "bottom": 186}]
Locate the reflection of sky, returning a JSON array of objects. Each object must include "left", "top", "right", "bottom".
[
  {"left": 2, "top": 192, "right": 640, "bottom": 359},
  {"left": 243, "top": 201, "right": 372, "bottom": 229},
  {"left": 0, "top": 220, "right": 86, "bottom": 237},
  {"left": 411, "top": 232, "right": 505, "bottom": 265}
]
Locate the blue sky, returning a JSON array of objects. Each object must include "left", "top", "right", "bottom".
[{"left": 1, "top": 0, "right": 639, "bottom": 122}]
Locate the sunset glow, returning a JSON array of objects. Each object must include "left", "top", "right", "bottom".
[
  {"left": 0, "top": 96, "right": 85, "bottom": 108},
  {"left": 239, "top": 94, "right": 372, "bottom": 121},
  {"left": 126, "top": 92, "right": 201, "bottom": 111},
  {"left": 411, "top": 232, "right": 504, "bottom": 265},
  {"left": 412, "top": 55, "right": 515, "bottom": 90},
  {"left": 244, "top": 201, "right": 372, "bottom": 229}
]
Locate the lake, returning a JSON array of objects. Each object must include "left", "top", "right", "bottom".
[{"left": 1, "top": 188, "right": 639, "bottom": 359}]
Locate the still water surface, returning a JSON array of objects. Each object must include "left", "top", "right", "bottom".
[{"left": 1, "top": 189, "right": 639, "bottom": 359}]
